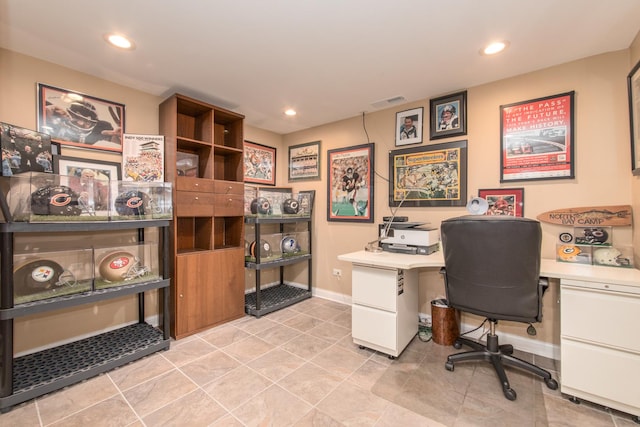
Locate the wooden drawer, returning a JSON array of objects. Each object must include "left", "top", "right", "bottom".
[
  {"left": 176, "top": 191, "right": 214, "bottom": 216},
  {"left": 213, "top": 194, "right": 243, "bottom": 216},
  {"left": 214, "top": 181, "right": 243, "bottom": 195},
  {"left": 176, "top": 177, "right": 214, "bottom": 193}
]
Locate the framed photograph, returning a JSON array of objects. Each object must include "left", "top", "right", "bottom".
[
  {"left": 122, "top": 133, "right": 165, "bottom": 182},
  {"left": 327, "top": 143, "right": 374, "bottom": 222},
  {"left": 244, "top": 140, "right": 276, "bottom": 186},
  {"left": 53, "top": 155, "right": 122, "bottom": 213},
  {"left": 627, "top": 60, "right": 640, "bottom": 175},
  {"left": 395, "top": 107, "right": 424, "bottom": 146},
  {"left": 288, "top": 140, "right": 321, "bottom": 181},
  {"left": 500, "top": 91, "right": 575, "bottom": 182},
  {"left": 430, "top": 91, "right": 467, "bottom": 140},
  {"left": 478, "top": 188, "right": 524, "bottom": 217},
  {"left": 36, "top": 83, "right": 125, "bottom": 153},
  {"left": 389, "top": 140, "right": 467, "bottom": 207},
  {"left": 0, "top": 122, "right": 53, "bottom": 176}
]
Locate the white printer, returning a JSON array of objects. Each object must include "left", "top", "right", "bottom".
[{"left": 378, "top": 222, "right": 440, "bottom": 255}]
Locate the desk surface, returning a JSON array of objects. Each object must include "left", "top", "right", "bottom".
[{"left": 338, "top": 250, "right": 640, "bottom": 288}]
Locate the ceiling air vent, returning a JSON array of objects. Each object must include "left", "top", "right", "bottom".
[{"left": 370, "top": 96, "right": 406, "bottom": 109}]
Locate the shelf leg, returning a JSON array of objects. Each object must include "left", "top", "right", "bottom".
[{"left": 0, "top": 232, "right": 14, "bottom": 398}]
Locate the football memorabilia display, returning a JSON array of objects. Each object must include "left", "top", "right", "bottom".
[
  {"left": 250, "top": 197, "right": 272, "bottom": 215},
  {"left": 13, "top": 259, "right": 66, "bottom": 296},
  {"left": 537, "top": 205, "right": 632, "bottom": 227},
  {"left": 280, "top": 235, "right": 300, "bottom": 254},
  {"left": 30, "top": 184, "right": 83, "bottom": 216},
  {"left": 574, "top": 227, "right": 612, "bottom": 246},
  {"left": 249, "top": 239, "right": 273, "bottom": 259},
  {"left": 98, "top": 250, "right": 150, "bottom": 282},
  {"left": 282, "top": 198, "right": 300, "bottom": 214},
  {"left": 115, "top": 190, "right": 149, "bottom": 216}
]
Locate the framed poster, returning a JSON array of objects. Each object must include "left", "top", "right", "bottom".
[
  {"left": 122, "top": 133, "right": 164, "bottom": 182},
  {"left": 36, "top": 83, "right": 125, "bottom": 153},
  {"left": 288, "top": 140, "right": 321, "bottom": 181},
  {"left": 500, "top": 91, "right": 575, "bottom": 182},
  {"left": 389, "top": 140, "right": 467, "bottom": 207},
  {"left": 478, "top": 188, "right": 524, "bottom": 217},
  {"left": 244, "top": 140, "right": 276, "bottom": 185},
  {"left": 429, "top": 91, "right": 467, "bottom": 140},
  {"left": 0, "top": 122, "right": 53, "bottom": 176},
  {"left": 627, "top": 59, "right": 640, "bottom": 175},
  {"left": 327, "top": 143, "right": 374, "bottom": 222},
  {"left": 395, "top": 107, "right": 424, "bottom": 146}
]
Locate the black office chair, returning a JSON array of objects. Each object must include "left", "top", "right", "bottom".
[{"left": 440, "top": 215, "right": 558, "bottom": 401}]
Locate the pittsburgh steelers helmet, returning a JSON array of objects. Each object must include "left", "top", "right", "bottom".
[{"left": 13, "top": 259, "right": 65, "bottom": 296}]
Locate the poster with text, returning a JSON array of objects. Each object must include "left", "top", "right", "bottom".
[
  {"left": 122, "top": 133, "right": 164, "bottom": 182},
  {"left": 500, "top": 91, "right": 574, "bottom": 182}
]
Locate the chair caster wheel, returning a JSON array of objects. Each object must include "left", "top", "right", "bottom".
[
  {"left": 545, "top": 378, "right": 558, "bottom": 390},
  {"left": 388, "top": 355, "right": 396, "bottom": 360},
  {"left": 503, "top": 388, "right": 517, "bottom": 401},
  {"left": 445, "top": 361, "right": 454, "bottom": 371},
  {"left": 453, "top": 341, "right": 462, "bottom": 349},
  {"left": 358, "top": 345, "right": 365, "bottom": 350}
]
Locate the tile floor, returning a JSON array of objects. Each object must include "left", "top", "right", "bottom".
[{"left": 0, "top": 297, "right": 637, "bottom": 426}]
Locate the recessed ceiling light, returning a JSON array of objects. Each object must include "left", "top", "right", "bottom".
[
  {"left": 481, "top": 41, "right": 509, "bottom": 56},
  {"left": 104, "top": 33, "right": 135, "bottom": 50},
  {"left": 284, "top": 109, "right": 297, "bottom": 116}
]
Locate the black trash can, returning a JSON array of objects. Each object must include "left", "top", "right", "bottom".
[{"left": 431, "top": 298, "right": 461, "bottom": 346}]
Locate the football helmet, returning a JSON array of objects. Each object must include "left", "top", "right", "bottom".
[
  {"left": 282, "top": 198, "right": 300, "bottom": 214},
  {"left": 98, "top": 251, "right": 149, "bottom": 282},
  {"left": 249, "top": 239, "right": 273, "bottom": 259},
  {"left": 30, "top": 185, "right": 83, "bottom": 216},
  {"left": 250, "top": 197, "right": 272, "bottom": 215},
  {"left": 115, "top": 190, "right": 148, "bottom": 216},
  {"left": 13, "top": 259, "right": 65, "bottom": 296},
  {"left": 280, "top": 235, "right": 300, "bottom": 254}
]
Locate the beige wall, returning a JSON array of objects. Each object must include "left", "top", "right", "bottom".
[
  {"left": 630, "top": 32, "right": 640, "bottom": 263},
  {"left": 281, "top": 49, "right": 636, "bottom": 346},
  {"left": 2, "top": 43, "right": 638, "bottom": 353}
]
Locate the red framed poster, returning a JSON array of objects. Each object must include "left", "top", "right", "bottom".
[{"left": 500, "top": 91, "right": 575, "bottom": 182}]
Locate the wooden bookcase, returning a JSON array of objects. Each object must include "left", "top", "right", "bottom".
[{"left": 159, "top": 94, "right": 245, "bottom": 339}]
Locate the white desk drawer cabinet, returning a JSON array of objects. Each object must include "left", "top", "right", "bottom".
[
  {"left": 351, "top": 264, "right": 418, "bottom": 357},
  {"left": 560, "top": 279, "right": 640, "bottom": 418}
]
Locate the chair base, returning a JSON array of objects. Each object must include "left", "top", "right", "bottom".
[{"left": 445, "top": 333, "right": 558, "bottom": 401}]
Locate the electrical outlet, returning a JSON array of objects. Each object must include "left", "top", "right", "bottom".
[{"left": 332, "top": 268, "right": 342, "bottom": 277}]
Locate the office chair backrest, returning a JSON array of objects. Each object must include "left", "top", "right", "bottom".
[{"left": 440, "top": 215, "right": 544, "bottom": 323}]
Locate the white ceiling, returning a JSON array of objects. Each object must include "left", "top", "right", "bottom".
[{"left": 2, "top": 1, "right": 640, "bottom": 135}]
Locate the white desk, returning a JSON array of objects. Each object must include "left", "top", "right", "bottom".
[{"left": 338, "top": 250, "right": 640, "bottom": 418}]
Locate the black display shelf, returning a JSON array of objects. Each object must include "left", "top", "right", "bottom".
[
  {"left": 0, "top": 219, "right": 171, "bottom": 233},
  {"left": 245, "top": 253, "right": 311, "bottom": 270},
  {"left": 0, "top": 323, "right": 168, "bottom": 411},
  {"left": 245, "top": 284, "right": 312, "bottom": 317}
]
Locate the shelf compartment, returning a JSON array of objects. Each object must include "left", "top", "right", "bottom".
[
  {"left": 176, "top": 146, "right": 212, "bottom": 179},
  {"left": 245, "top": 284, "right": 311, "bottom": 317},
  {"left": 214, "top": 113, "right": 244, "bottom": 150},
  {"left": 176, "top": 99, "right": 213, "bottom": 143},
  {"left": 176, "top": 217, "right": 212, "bottom": 252},
  {"left": 214, "top": 216, "right": 243, "bottom": 249},
  {"left": 214, "top": 149, "right": 243, "bottom": 181},
  {"left": 1, "top": 323, "right": 169, "bottom": 411}
]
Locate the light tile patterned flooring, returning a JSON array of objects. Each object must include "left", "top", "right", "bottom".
[{"left": 1, "top": 297, "right": 637, "bottom": 426}]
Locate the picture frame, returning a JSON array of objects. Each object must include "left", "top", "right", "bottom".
[
  {"left": 244, "top": 140, "right": 276, "bottom": 186},
  {"left": 52, "top": 155, "right": 122, "bottom": 214},
  {"left": 36, "top": 83, "right": 125, "bottom": 153},
  {"left": 0, "top": 121, "right": 53, "bottom": 176},
  {"left": 500, "top": 91, "right": 575, "bottom": 182},
  {"left": 395, "top": 107, "right": 424, "bottom": 146},
  {"left": 430, "top": 91, "right": 467, "bottom": 140},
  {"left": 122, "top": 133, "right": 165, "bottom": 182},
  {"left": 478, "top": 188, "right": 525, "bottom": 217},
  {"left": 627, "top": 59, "right": 640, "bottom": 175},
  {"left": 327, "top": 143, "right": 375, "bottom": 222},
  {"left": 288, "top": 140, "right": 321, "bottom": 181},
  {"left": 389, "top": 140, "right": 467, "bottom": 207}
]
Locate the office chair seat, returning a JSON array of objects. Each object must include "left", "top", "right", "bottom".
[{"left": 440, "top": 215, "right": 559, "bottom": 401}]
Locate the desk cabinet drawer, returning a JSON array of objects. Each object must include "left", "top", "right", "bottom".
[
  {"left": 352, "top": 304, "right": 397, "bottom": 351},
  {"left": 213, "top": 194, "right": 243, "bottom": 216},
  {"left": 561, "top": 285, "right": 640, "bottom": 352},
  {"left": 352, "top": 265, "right": 398, "bottom": 312},
  {"left": 214, "top": 181, "right": 243, "bottom": 195},
  {"left": 176, "top": 177, "right": 215, "bottom": 193},
  {"left": 176, "top": 192, "right": 214, "bottom": 216},
  {"left": 561, "top": 339, "right": 640, "bottom": 410}
]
